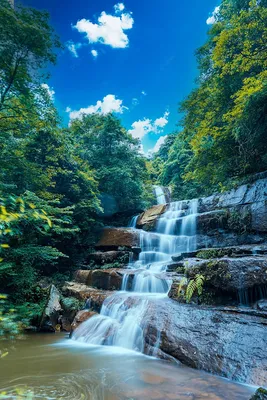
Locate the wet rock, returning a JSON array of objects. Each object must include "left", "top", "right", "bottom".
[
  {"left": 250, "top": 388, "right": 267, "bottom": 400},
  {"left": 197, "top": 176, "right": 267, "bottom": 234},
  {"left": 87, "top": 250, "right": 131, "bottom": 265},
  {"left": 136, "top": 204, "right": 166, "bottom": 230},
  {"left": 95, "top": 228, "right": 139, "bottom": 251},
  {"left": 71, "top": 310, "right": 97, "bottom": 332},
  {"left": 186, "top": 256, "right": 267, "bottom": 292},
  {"left": 74, "top": 268, "right": 133, "bottom": 290},
  {"left": 196, "top": 232, "right": 267, "bottom": 250},
  {"left": 196, "top": 244, "right": 267, "bottom": 259},
  {"left": 199, "top": 175, "right": 267, "bottom": 212},
  {"left": 145, "top": 298, "right": 267, "bottom": 386},
  {"left": 62, "top": 282, "right": 113, "bottom": 312},
  {"left": 256, "top": 299, "right": 267, "bottom": 311},
  {"left": 39, "top": 284, "right": 62, "bottom": 332}
]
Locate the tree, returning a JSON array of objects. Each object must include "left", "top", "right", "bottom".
[
  {"left": 162, "top": 0, "right": 267, "bottom": 198},
  {"left": 0, "top": 0, "right": 61, "bottom": 128},
  {"left": 69, "top": 113, "right": 151, "bottom": 214}
]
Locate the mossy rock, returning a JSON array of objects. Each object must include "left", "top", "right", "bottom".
[{"left": 250, "top": 388, "right": 267, "bottom": 400}]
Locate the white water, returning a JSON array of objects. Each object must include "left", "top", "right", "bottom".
[
  {"left": 73, "top": 197, "right": 198, "bottom": 353},
  {"left": 153, "top": 185, "right": 167, "bottom": 205},
  {"left": 128, "top": 215, "right": 138, "bottom": 228}
]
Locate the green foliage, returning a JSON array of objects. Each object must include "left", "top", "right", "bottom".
[
  {"left": 178, "top": 274, "right": 205, "bottom": 303},
  {"left": 155, "top": 0, "right": 267, "bottom": 199},
  {"left": 0, "top": 0, "right": 151, "bottom": 335},
  {"left": 69, "top": 114, "right": 152, "bottom": 214}
]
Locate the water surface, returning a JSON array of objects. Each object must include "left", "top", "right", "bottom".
[{"left": 0, "top": 334, "right": 254, "bottom": 399}]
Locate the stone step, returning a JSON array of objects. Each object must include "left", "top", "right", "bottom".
[
  {"left": 74, "top": 268, "right": 129, "bottom": 291},
  {"left": 87, "top": 250, "right": 136, "bottom": 266},
  {"left": 95, "top": 228, "right": 140, "bottom": 251},
  {"left": 62, "top": 282, "right": 114, "bottom": 312},
  {"left": 186, "top": 255, "right": 267, "bottom": 292}
]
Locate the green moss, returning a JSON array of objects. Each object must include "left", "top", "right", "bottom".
[{"left": 250, "top": 387, "right": 267, "bottom": 400}]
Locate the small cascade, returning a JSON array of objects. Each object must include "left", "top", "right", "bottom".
[
  {"left": 128, "top": 215, "right": 138, "bottom": 228},
  {"left": 73, "top": 198, "right": 198, "bottom": 353},
  {"left": 153, "top": 185, "right": 167, "bottom": 205}
]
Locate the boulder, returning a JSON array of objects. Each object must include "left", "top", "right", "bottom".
[
  {"left": 256, "top": 299, "right": 267, "bottom": 312},
  {"left": 62, "top": 282, "right": 113, "bottom": 312},
  {"left": 39, "top": 285, "right": 62, "bottom": 332},
  {"left": 144, "top": 298, "right": 267, "bottom": 386},
  {"left": 136, "top": 204, "right": 166, "bottom": 230},
  {"left": 95, "top": 228, "right": 139, "bottom": 250},
  {"left": 186, "top": 256, "right": 267, "bottom": 292},
  {"left": 74, "top": 268, "right": 128, "bottom": 290},
  {"left": 71, "top": 310, "right": 97, "bottom": 332}
]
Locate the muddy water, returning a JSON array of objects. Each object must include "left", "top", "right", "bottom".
[{"left": 0, "top": 334, "right": 254, "bottom": 399}]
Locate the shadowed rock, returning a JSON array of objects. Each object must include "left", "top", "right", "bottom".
[
  {"left": 95, "top": 228, "right": 140, "bottom": 250},
  {"left": 144, "top": 298, "right": 267, "bottom": 386},
  {"left": 62, "top": 282, "right": 113, "bottom": 312}
]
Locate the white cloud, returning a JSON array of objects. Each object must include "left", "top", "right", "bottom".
[
  {"left": 91, "top": 49, "right": 98, "bottom": 58},
  {"left": 74, "top": 7, "right": 134, "bottom": 49},
  {"left": 206, "top": 6, "right": 220, "bottom": 25},
  {"left": 114, "top": 3, "right": 125, "bottom": 13},
  {"left": 129, "top": 119, "right": 153, "bottom": 139},
  {"left": 65, "top": 106, "right": 71, "bottom": 113},
  {"left": 141, "top": 90, "right": 147, "bottom": 96},
  {"left": 41, "top": 83, "right": 55, "bottom": 100},
  {"left": 152, "top": 135, "right": 167, "bottom": 153},
  {"left": 129, "top": 111, "right": 170, "bottom": 139},
  {"left": 66, "top": 41, "right": 82, "bottom": 57},
  {"left": 68, "top": 94, "right": 126, "bottom": 120},
  {"left": 154, "top": 111, "right": 169, "bottom": 128}
]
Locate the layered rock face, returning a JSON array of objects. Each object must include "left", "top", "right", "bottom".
[
  {"left": 143, "top": 298, "right": 267, "bottom": 386},
  {"left": 60, "top": 174, "right": 267, "bottom": 387}
]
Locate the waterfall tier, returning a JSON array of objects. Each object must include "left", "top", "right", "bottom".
[{"left": 73, "top": 199, "right": 198, "bottom": 353}]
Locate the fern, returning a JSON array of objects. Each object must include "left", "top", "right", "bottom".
[{"left": 177, "top": 274, "right": 205, "bottom": 303}]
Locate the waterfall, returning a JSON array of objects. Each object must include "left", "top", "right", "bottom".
[
  {"left": 153, "top": 185, "right": 167, "bottom": 205},
  {"left": 128, "top": 215, "right": 138, "bottom": 228},
  {"left": 73, "top": 198, "right": 198, "bottom": 353}
]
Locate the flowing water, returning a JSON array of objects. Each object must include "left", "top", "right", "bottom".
[
  {"left": 153, "top": 185, "right": 166, "bottom": 205},
  {"left": 0, "top": 334, "right": 254, "bottom": 399},
  {"left": 72, "top": 194, "right": 199, "bottom": 352}
]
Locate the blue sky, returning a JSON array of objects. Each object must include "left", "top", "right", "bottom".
[{"left": 22, "top": 0, "right": 219, "bottom": 154}]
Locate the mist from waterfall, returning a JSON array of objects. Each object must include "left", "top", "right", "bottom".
[{"left": 73, "top": 196, "right": 199, "bottom": 353}]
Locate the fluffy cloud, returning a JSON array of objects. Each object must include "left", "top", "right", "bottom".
[
  {"left": 206, "top": 6, "right": 220, "bottom": 25},
  {"left": 114, "top": 3, "right": 125, "bottom": 13},
  {"left": 151, "top": 135, "right": 167, "bottom": 153},
  {"left": 74, "top": 6, "right": 134, "bottom": 49},
  {"left": 41, "top": 83, "right": 55, "bottom": 100},
  {"left": 129, "top": 111, "right": 169, "bottom": 139},
  {"left": 91, "top": 49, "right": 98, "bottom": 58},
  {"left": 66, "top": 41, "right": 82, "bottom": 57},
  {"left": 154, "top": 111, "right": 169, "bottom": 128},
  {"left": 141, "top": 90, "right": 147, "bottom": 96},
  {"left": 68, "top": 94, "right": 126, "bottom": 120},
  {"left": 129, "top": 119, "right": 153, "bottom": 139}
]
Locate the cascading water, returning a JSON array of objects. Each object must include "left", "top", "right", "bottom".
[
  {"left": 73, "top": 197, "right": 198, "bottom": 354},
  {"left": 153, "top": 185, "right": 167, "bottom": 205},
  {"left": 128, "top": 215, "right": 138, "bottom": 228}
]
